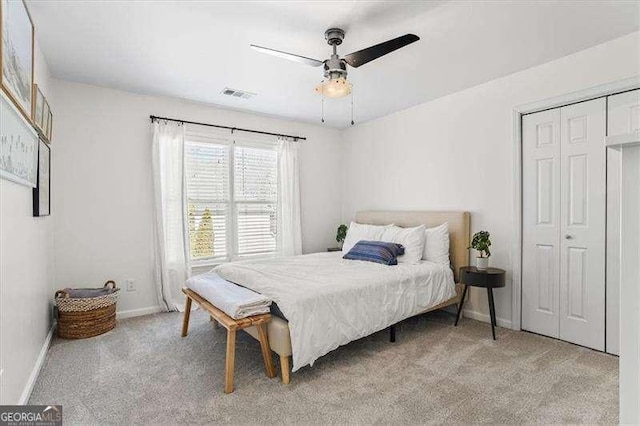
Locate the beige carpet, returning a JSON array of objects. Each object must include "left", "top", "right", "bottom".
[{"left": 29, "top": 310, "right": 618, "bottom": 424}]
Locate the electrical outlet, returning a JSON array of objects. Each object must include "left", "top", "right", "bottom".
[{"left": 126, "top": 279, "right": 136, "bottom": 292}]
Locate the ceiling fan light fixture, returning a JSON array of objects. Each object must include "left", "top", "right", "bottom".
[{"left": 314, "top": 77, "right": 351, "bottom": 98}]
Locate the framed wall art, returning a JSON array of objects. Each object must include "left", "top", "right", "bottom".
[
  {"left": 0, "top": 0, "right": 34, "bottom": 123},
  {"left": 0, "top": 90, "right": 38, "bottom": 187},
  {"left": 42, "top": 98, "right": 49, "bottom": 131},
  {"left": 46, "top": 108, "right": 52, "bottom": 142},
  {"left": 33, "top": 137, "right": 50, "bottom": 216},
  {"left": 33, "top": 83, "right": 44, "bottom": 133}
]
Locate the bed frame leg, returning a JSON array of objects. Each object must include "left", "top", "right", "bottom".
[
  {"left": 389, "top": 324, "right": 396, "bottom": 343},
  {"left": 280, "top": 355, "right": 291, "bottom": 385},
  {"left": 181, "top": 296, "right": 192, "bottom": 337}
]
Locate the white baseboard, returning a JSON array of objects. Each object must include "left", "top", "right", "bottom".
[
  {"left": 19, "top": 323, "right": 55, "bottom": 405},
  {"left": 116, "top": 305, "right": 164, "bottom": 319},
  {"left": 462, "top": 308, "right": 513, "bottom": 329}
]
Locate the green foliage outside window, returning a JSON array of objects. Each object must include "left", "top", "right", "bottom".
[{"left": 189, "top": 203, "right": 215, "bottom": 259}]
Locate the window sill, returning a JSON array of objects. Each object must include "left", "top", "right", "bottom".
[
  {"left": 189, "top": 253, "right": 277, "bottom": 275},
  {"left": 191, "top": 258, "right": 226, "bottom": 267}
]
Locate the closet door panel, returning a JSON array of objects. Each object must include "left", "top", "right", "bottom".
[
  {"left": 522, "top": 108, "right": 561, "bottom": 338},
  {"left": 559, "top": 98, "right": 606, "bottom": 351},
  {"left": 606, "top": 147, "right": 620, "bottom": 355}
]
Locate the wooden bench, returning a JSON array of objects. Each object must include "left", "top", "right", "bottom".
[{"left": 181, "top": 288, "right": 277, "bottom": 393}]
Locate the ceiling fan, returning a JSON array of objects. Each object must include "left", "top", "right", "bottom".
[{"left": 250, "top": 28, "right": 419, "bottom": 99}]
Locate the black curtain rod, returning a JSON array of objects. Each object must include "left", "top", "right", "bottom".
[{"left": 149, "top": 115, "right": 306, "bottom": 141}]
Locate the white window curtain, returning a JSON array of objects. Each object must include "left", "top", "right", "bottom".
[
  {"left": 276, "top": 137, "right": 302, "bottom": 256},
  {"left": 152, "top": 120, "right": 191, "bottom": 311}
]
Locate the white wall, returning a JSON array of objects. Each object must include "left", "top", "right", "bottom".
[
  {"left": 341, "top": 32, "right": 640, "bottom": 326},
  {"left": 0, "top": 40, "right": 55, "bottom": 404},
  {"left": 50, "top": 80, "right": 343, "bottom": 316}
]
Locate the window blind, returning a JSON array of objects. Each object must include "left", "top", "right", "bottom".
[
  {"left": 184, "top": 127, "right": 278, "bottom": 263},
  {"left": 185, "top": 140, "right": 229, "bottom": 260},
  {"left": 234, "top": 145, "right": 278, "bottom": 256}
]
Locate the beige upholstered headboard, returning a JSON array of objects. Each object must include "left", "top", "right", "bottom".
[{"left": 355, "top": 211, "right": 470, "bottom": 283}]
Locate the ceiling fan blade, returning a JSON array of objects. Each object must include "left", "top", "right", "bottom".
[
  {"left": 250, "top": 44, "right": 324, "bottom": 67},
  {"left": 343, "top": 34, "right": 419, "bottom": 68}
]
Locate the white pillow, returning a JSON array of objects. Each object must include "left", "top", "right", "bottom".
[
  {"left": 341, "top": 222, "right": 391, "bottom": 254},
  {"left": 381, "top": 225, "right": 426, "bottom": 264},
  {"left": 423, "top": 223, "right": 450, "bottom": 265}
]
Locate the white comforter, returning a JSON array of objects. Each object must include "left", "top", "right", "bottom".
[{"left": 214, "top": 252, "right": 455, "bottom": 371}]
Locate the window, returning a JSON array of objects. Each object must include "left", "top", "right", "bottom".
[{"left": 184, "top": 126, "right": 278, "bottom": 264}]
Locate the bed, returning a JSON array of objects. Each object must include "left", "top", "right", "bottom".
[{"left": 204, "top": 210, "right": 470, "bottom": 384}]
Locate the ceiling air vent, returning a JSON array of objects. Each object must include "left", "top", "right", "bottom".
[{"left": 221, "top": 87, "right": 256, "bottom": 100}]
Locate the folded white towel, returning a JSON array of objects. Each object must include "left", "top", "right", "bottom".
[{"left": 185, "top": 272, "right": 271, "bottom": 319}]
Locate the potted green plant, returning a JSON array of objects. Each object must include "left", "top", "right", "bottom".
[
  {"left": 469, "top": 231, "right": 491, "bottom": 270},
  {"left": 336, "top": 224, "right": 348, "bottom": 247}
]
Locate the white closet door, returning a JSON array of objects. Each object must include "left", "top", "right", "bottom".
[
  {"left": 559, "top": 98, "right": 606, "bottom": 351},
  {"left": 522, "top": 108, "right": 561, "bottom": 338},
  {"left": 606, "top": 146, "right": 621, "bottom": 355}
]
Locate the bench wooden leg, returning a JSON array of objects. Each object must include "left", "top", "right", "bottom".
[
  {"left": 224, "top": 329, "right": 236, "bottom": 393},
  {"left": 257, "top": 324, "right": 276, "bottom": 379},
  {"left": 280, "top": 355, "right": 290, "bottom": 385},
  {"left": 181, "top": 296, "right": 192, "bottom": 337}
]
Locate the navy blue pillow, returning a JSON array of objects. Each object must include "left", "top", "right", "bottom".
[{"left": 343, "top": 240, "right": 405, "bottom": 265}]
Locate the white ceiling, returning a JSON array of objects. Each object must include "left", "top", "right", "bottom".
[{"left": 29, "top": 1, "right": 639, "bottom": 128}]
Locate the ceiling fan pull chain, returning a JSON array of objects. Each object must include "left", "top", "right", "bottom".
[
  {"left": 321, "top": 84, "right": 325, "bottom": 123},
  {"left": 351, "top": 87, "right": 355, "bottom": 126}
]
